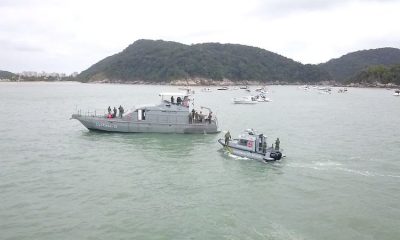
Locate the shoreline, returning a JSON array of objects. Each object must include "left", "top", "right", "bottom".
[{"left": 0, "top": 79, "right": 398, "bottom": 88}]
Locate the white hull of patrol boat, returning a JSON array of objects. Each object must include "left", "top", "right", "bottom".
[
  {"left": 218, "top": 139, "right": 283, "bottom": 162},
  {"left": 218, "top": 129, "right": 284, "bottom": 163}
]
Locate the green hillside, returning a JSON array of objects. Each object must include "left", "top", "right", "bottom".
[
  {"left": 78, "top": 39, "right": 331, "bottom": 83},
  {"left": 348, "top": 65, "right": 400, "bottom": 85},
  {"left": 319, "top": 48, "right": 400, "bottom": 82}
]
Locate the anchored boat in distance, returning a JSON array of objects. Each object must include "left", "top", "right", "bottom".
[{"left": 71, "top": 91, "right": 220, "bottom": 134}]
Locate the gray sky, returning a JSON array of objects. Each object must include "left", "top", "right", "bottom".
[{"left": 1, "top": 0, "right": 399, "bottom": 74}]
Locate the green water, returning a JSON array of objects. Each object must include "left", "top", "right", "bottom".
[{"left": 1, "top": 82, "right": 399, "bottom": 240}]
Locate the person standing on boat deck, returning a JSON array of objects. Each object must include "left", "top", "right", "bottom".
[
  {"left": 199, "top": 111, "right": 203, "bottom": 123},
  {"left": 177, "top": 97, "right": 182, "bottom": 105},
  {"left": 108, "top": 106, "right": 111, "bottom": 114},
  {"left": 188, "top": 113, "right": 192, "bottom": 124},
  {"left": 171, "top": 96, "right": 174, "bottom": 104},
  {"left": 225, "top": 131, "right": 231, "bottom": 145},
  {"left": 207, "top": 112, "right": 212, "bottom": 124},
  {"left": 275, "top": 138, "right": 280, "bottom": 150},
  {"left": 118, "top": 105, "right": 124, "bottom": 118},
  {"left": 191, "top": 109, "right": 195, "bottom": 122},
  {"left": 113, "top": 107, "right": 117, "bottom": 118}
]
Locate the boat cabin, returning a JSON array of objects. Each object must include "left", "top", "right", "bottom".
[
  {"left": 126, "top": 92, "right": 191, "bottom": 124},
  {"left": 235, "top": 129, "right": 268, "bottom": 153}
]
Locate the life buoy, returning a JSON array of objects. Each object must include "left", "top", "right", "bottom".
[{"left": 247, "top": 141, "right": 253, "bottom": 148}]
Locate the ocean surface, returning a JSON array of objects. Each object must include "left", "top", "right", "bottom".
[{"left": 1, "top": 82, "right": 399, "bottom": 240}]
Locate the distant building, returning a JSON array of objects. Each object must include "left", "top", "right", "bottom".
[
  {"left": 21, "top": 71, "right": 38, "bottom": 77},
  {"left": 19, "top": 71, "right": 76, "bottom": 79}
]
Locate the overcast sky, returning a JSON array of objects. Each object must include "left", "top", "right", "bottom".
[{"left": 1, "top": 0, "right": 399, "bottom": 74}]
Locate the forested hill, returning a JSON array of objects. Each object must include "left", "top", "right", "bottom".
[
  {"left": 348, "top": 64, "right": 400, "bottom": 85},
  {"left": 78, "top": 39, "right": 331, "bottom": 83},
  {"left": 0, "top": 70, "right": 15, "bottom": 79},
  {"left": 319, "top": 48, "right": 400, "bottom": 82}
]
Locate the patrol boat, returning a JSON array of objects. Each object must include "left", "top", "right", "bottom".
[
  {"left": 218, "top": 129, "right": 284, "bottom": 162},
  {"left": 71, "top": 92, "right": 220, "bottom": 134}
]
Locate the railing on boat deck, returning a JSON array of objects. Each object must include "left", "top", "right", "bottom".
[
  {"left": 74, "top": 109, "right": 108, "bottom": 118},
  {"left": 190, "top": 116, "right": 218, "bottom": 126}
]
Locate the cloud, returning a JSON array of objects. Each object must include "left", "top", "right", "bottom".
[
  {"left": 252, "top": 0, "right": 400, "bottom": 18},
  {"left": 0, "top": 0, "right": 399, "bottom": 72},
  {"left": 13, "top": 44, "right": 45, "bottom": 53}
]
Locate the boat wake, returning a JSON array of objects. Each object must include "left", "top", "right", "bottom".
[
  {"left": 288, "top": 160, "right": 342, "bottom": 171},
  {"left": 288, "top": 161, "right": 400, "bottom": 178},
  {"left": 223, "top": 150, "right": 252, "bottom": 161},
  {"left": 336, "top": 167, "right": 400, "bottom": 178}
]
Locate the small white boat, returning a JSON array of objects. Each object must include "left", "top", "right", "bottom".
[
  {"left": 217, "top": 86, "right": 229, "bottom": 90},
  {"left": 254, "top": 94, "right": 271, "bottom": 102},
  {"left": 178, "top": 87, "right": 195, "bottom": 94},
  {"left": 299, "top": 85, "right": 310, "bottom": 91},
  {"left": 255, "top": 86, "right": 268, "bottom": 92},
  {"left": 232, "top": 96, "right": 258, "bottom": 104},
  {"left": 318, "top": 87, "right": 332, "bottom": 94},
  {"left": 201, "top": 87, "right": 212, "bottom": 92},
  {"left": 393, "top": 89, "right": 400, "bottom": 96},
  {"left": 338, "top": 88, "right": 348, "bottom": 93},
  {"left": 218, "top": 129, "right": 284, "bottom": 162},
  {"left": 317, "top": 86, "right": 331, "bottom": 91}
]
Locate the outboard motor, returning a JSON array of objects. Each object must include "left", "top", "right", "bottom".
[{"left": 270, "top": 151, "right": 282, "bottom": 160}]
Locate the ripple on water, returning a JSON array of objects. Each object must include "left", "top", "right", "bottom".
[{"left": 2, "top": 84, "right": 400, "bottom": 239}]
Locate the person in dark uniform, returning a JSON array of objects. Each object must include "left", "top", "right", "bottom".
[
  {"left": 171, "top": 96, "right": 174, "bottom": 104},
  {"left": 207, "top": 112, "right": 212, "bottom": 124},
  {"left": 191, "top": 109, "right": 195, "bottom": 122},
  {"left": 177, "top": 97, "right": 182, "bottom": 105},
  {"left": 275, "top": 138, "right": 280, "bottom": 150},
  {"left": 262, "top": 140, "right": 267, "bottom": 154},
  {"left": 118, "top": 105, "right": 124, "bottom": 118},
  {"left": 225, "top": 131, "right": 231, "bottom": 145},
  {"left": 113, "top": 107, "right": 117, "bottom": 118},
  {"left": 108, "top": 106, "right": 111, "bottom": 114}
]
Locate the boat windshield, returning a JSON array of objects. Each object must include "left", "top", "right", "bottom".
[
  {"left": 159, "top": 92, "right": 191, "bottom": 107},
  {"left": 159, "top": 92, "right": 188, "bottom": 98}
]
